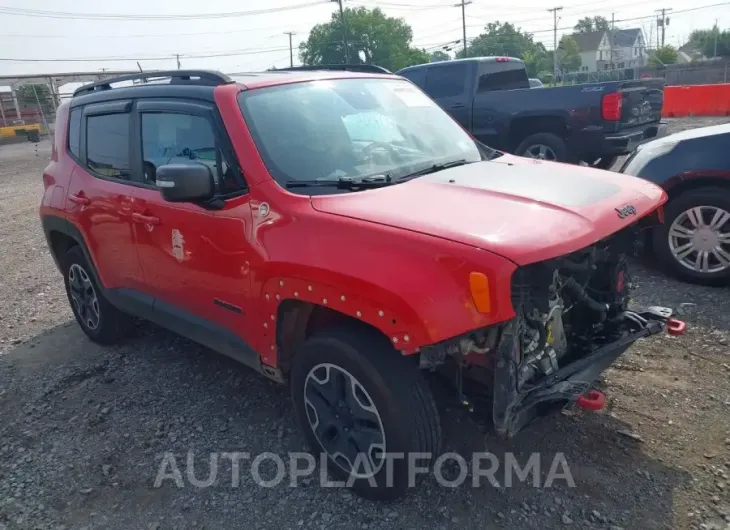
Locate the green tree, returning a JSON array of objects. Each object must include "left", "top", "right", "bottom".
[
  {"left": 456, "top": 22, "right": 539, "bottom": 60},
  {"left": 299, "top": 7, "right": 429, "bottom": 72},
  {"left": 521, "top": 43, "right": 551, "bottom": 77},
  {"left": 574, "top": 16, "right": 610, "bottom": 34},
  {"left": 15, "top": 84, "right": 52, "bottom": 105},
  {"left": 688, "top": 27, "right": 730, "bottom": 57},
  {"left": 649, "top": 44, "right": 679, "bottom": 66},
  {"left": 455, "top": 21, "right": 552, "bottom": 77},
  {"left": 557, "top": 35, "right": 581, "bottom": 72},
  {"left": 429, "top": 50, "right": 451, "bottom": 62}
]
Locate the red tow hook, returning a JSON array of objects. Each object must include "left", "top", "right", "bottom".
[
  {"left": 576, "top": 390, "right": 606, "bottom": 411},
  {"left": 667, "top": 318, "right": 687, "bottom": 336}
]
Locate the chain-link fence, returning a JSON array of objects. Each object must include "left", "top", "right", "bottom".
[
  {"left": 560, "top": 59, "right": 730, "bottom": 86},
  {"left": 0, "top": 84, "right": 57, "bottom": 145}
]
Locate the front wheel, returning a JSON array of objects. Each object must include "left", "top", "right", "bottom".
[
  {"left": 289, "top": 326, "right": 441, "bottom": 501},
  {"left": 652, "top": 186, "right": 730, "bottom": 285}
]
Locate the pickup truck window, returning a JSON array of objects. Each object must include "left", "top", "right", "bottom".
[
  {"left": 477, "top": 65, "right": 531, "bottom": 92},
  {"left": 425, "top": 63, "right": 467, "bottom": 98},
  {"left": 238, "top": 78, "right": 482, "bottom": 193}
]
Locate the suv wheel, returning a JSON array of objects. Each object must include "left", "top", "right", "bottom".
[
  {"left": 653, "top": 186, "right": 730, "bottom": 285},
  {"left": 515, "top": 132, "right": 569, "bottom": 163},
  {"left": 62, "top": 246, "right": 132, "bottom": 344},
  {"left": 290, "top": 326, "right": 441, "bottom": 501}
]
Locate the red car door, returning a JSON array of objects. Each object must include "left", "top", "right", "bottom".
[
  {"left": 129, "top": 100, "right": 255, "bottom": 349},
  {"left": 65, "top": 104, "right": 145, "bottom": 292}
]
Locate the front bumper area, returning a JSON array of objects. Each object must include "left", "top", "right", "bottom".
[{"left": 492, "top": 307, "right": 685, "bottom": 438}]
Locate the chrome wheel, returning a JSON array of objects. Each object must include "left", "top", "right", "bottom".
[
  {"left": 304, "top": 363, "right": 386, "bottom": 478},
  {"left": 668, "top": 206, "right": 730, "bottom": 274},
  {"left": 524, "top": 144, "right": 557, "bottom": 161},
  {"left": 68, "top": 263, "right": 100, "bottom": 330}
]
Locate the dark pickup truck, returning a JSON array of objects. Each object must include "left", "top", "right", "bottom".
[{"left": 397, "top": 57, "right": 664, "bottom": 168}]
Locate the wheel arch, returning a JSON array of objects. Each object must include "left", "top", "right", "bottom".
[
  {"left": 259, "top": 275, "right": 429, "bottom": 370},
  {"left": 508, "top": 115, "right": 569, "bottom": 151},
  {"left": 41, "top": 215, "right": 102, "bottom": 286}
]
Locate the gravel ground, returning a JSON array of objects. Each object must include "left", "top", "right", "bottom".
[{"left": 1, "top": 119, "right": 729, "bottom": 530}]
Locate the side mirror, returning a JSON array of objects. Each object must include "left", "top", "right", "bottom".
[{"left": 156, "top": 163, "right": 214, "bottom": 203}]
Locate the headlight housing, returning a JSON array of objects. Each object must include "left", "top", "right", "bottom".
[{"left": 621, "top": 140, "right": 679, "bottom": 176}]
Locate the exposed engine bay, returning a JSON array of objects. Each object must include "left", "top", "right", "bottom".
[
  {"left": 509, "top": 228, "right": 634, "bottom": 390},
  {"left": 419, "top": 224, "right": 683, "bottom": 436}
]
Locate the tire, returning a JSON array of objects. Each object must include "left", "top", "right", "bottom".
[
  {"left": 652, "top": 186, "right": 730, "bottom": 285},
  {"left": 515, "top": 132, "right": 570, "bottom": 163},
  {"left": 289, "top": 326, "right": 441, "bottom": 501},
  {"left": 61, "top": 246, "right": 132, "bottom": 344},
  {"left": 584, "top": 155, "right": 618, "bottom": 170}
]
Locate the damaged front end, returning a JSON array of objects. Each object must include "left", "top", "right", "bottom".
[{"left": 420, "top": 225, "right": 686, "bottom": 438}]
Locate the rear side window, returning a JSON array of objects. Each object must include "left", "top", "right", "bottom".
[
  {"left": 86, "top": 114, "right": 131, "bottom": 180},
  {"left": 68, "top": 108, "right": 81, "bottom": 159},
  {"left": 425, "top": 64, "right": 466, "bottom": 98}
]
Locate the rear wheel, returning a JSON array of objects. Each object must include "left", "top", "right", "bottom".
[
  {"left": 652, "top": 186, "right": 730, "bottom": 285},
  {"left": 289, "top": 326, "right": 441, "bottom": 501},
  {"left": 515, "top": 133, "right": 570, "bottom": 163},
  {"left": 62, "top": 246, "right": 132, "bottom": 344}
]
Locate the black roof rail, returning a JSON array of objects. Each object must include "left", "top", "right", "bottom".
[
  {"left": 72, "top": 70, "right": 233, "bottom": 97},
  {"left": 270, "top": 64, "right": 392, "bottom": 74}
]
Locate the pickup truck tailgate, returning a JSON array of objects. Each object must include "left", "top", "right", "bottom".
[{"left": 620, "top": 80, "right": 664, "bottom": 127}]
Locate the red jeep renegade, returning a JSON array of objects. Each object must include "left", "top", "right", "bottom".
[{"left": 40, "top": 69, "right": 683, "bottom": 500}]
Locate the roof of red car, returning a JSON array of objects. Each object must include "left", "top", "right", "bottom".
[{"left": 229, "top": 70, "right": 401, "bottom": 90}]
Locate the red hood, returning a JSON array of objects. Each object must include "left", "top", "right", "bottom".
[{"left": 310, "top": 154, "right": 666, "bottom": 265}]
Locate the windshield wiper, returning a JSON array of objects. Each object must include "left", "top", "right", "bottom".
[
  {"left": 395, "top": 159, "right": 471, "bottom": 182},
  {"left": 285, "top": 175, "right": 393, "bottom": 190}
]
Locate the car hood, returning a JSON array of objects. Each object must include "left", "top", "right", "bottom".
[{"left": 310, "top": 154, "right": 666, "bottom": 265}]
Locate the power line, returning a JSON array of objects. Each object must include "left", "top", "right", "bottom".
[{"left": 0, "top": 2, "right": 329, "bottom": 20}]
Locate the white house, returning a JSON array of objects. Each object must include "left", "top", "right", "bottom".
[{"left": 573, "top": 28, "right": 647, "bottom": 72}]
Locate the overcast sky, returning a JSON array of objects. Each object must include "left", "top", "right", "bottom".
[{"left": 0, "top": 0, "right": 726, "bottom": 91}]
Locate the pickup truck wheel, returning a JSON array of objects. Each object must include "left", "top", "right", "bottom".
[
  {"left": 652, "top": 186, "right": 730, "bottom": 285},
  {"left": 290, "top": 326, "right": 441, "bottom": 500},
  {"left": 515, "top": 133, "right": 569, "bottom": 162},
  {"left": 62, "top": 246, "right": 132, "bottom": 344}
]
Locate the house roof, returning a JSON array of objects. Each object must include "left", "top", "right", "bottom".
[
  {"left": 612, "top": 28, "right": 642, "bottom": 47},
  {"left": 572, "top": 31, "right": 605, "bottom": 52},
  {"left": 571, "top": 28, "right": 643, "bottom": 52}
]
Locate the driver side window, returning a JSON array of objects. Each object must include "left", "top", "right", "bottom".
[{"left": 140, "top": 112, "right": 242, "bottom": 194}]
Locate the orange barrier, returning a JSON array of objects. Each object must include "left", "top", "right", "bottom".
[{"left": 662, "top": 83, "right": 730, "bottom": 118}]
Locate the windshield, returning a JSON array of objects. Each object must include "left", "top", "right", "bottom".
[{"left": 237, "top": 78, "right": 484, "bottom": 192}]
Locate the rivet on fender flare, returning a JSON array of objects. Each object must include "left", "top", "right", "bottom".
[
  {"left": 340, "top": 295, "right": 346, "bottom": 301},
  {"left": 264, "top": 323, "right": 268, "bottom": 328},
  {"left": 308, "top": 285, "right": 313, "bottom": 291},
  {"left": 279, "top": 280, "right": 284, "bottom": 287},
  {"left": 294, "top": 292, "right": 299, "bottom": 297},
  {"left": 392, "top": 337, "right": 398, "bottom": 343},
  {"left": 356, "top": 311, "right": 362, "bottom": 317},
  {"left": 404, "top": 335, "right": 410, "bottom": 342}
]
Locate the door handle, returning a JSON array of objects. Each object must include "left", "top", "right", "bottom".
[
  {"left": 69, "top": 193, "right": 90, "bottom": 206},
  {"left": 132, "top": 213, "right": 160, "bottom": 225},
  {"left": 449, "top": 104, "right": 467, "bottom": 109}
]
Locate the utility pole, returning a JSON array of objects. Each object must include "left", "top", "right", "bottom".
[
  {"left": 454, "top": 0, "right": 472, "bottom": 57},
  {"left": 656, "top": 8, "right": 672, "bottom": 47},
  {"left": 175, "top": 54, "right": 181, "bottom": 69},
  {"left": 548, "top": 7, "right": 563, "bottom": 81},
  {"left": 715, "top": 18, "right": 719, "bottom": 57},
  {"left": 331, "top": 0, "right": 349, "bottom": 63},
  {"left": 284, "top": 32, "right": 296, "bottom": 67}
]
